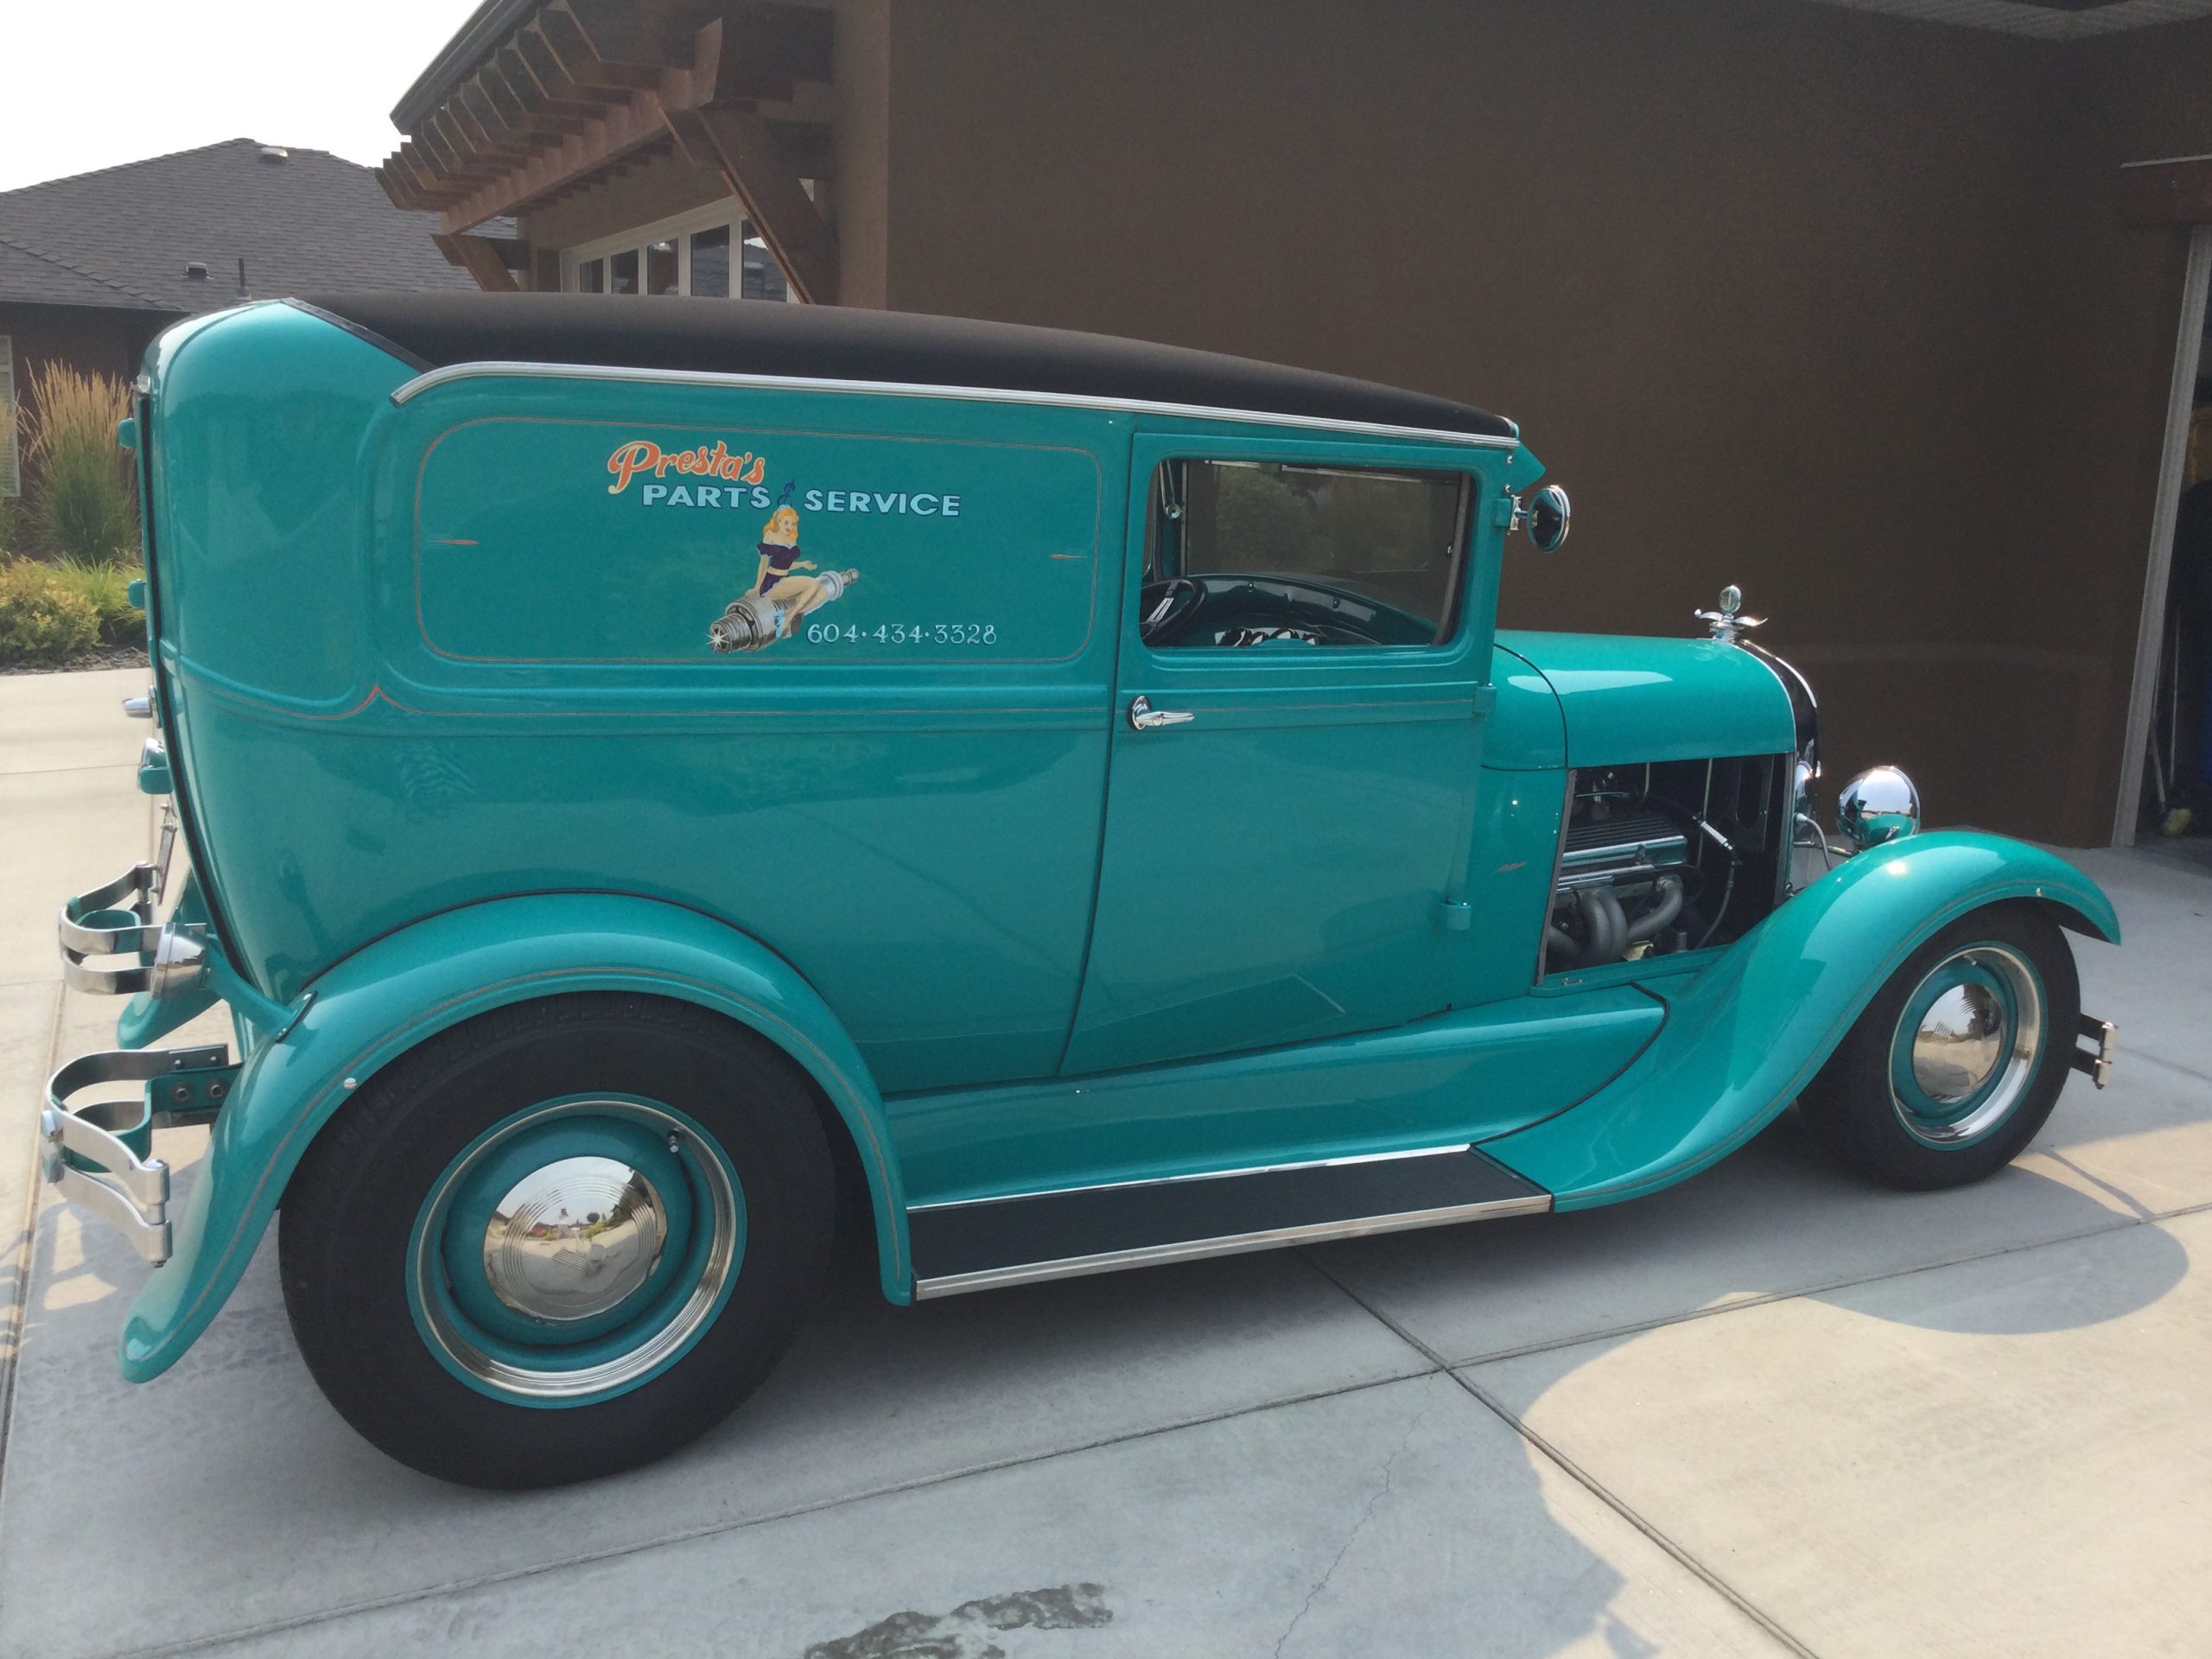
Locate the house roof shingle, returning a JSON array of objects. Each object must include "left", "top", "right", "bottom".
[
  {"left": 0, "top": 138, "right": 480, "bottom": 317},
  {"left": 0, "top": 234, "right": 167, "bottom": 311}
]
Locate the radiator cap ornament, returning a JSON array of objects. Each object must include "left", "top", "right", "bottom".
[{"left": 1694, "top": 584, "right": 1764, "bottom": 645}]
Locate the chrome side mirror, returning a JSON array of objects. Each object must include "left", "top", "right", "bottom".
[{"left": 1522, "top": 484, "right": 1571, "bottom": 552}]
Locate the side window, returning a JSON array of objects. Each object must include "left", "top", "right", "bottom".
[{"left": 1145, "top": 459, "right": 1470, "bottom": 648}]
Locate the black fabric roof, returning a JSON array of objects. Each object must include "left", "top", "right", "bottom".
[{"left": 300, "top": 293, "right": 1517, "bottom": 440}]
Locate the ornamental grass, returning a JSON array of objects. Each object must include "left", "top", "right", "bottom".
[
  {"left": 25, "top": 362, "right": 137, "bottom": 566},
  {"left": 52, "top": 555, "right": 146, "bottom": 644}
]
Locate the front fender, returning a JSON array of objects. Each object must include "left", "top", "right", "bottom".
[
  {"left": 121, "top": 893, "right": 908, "bottom": 1382},
  {"left": 1480, "top": 830, "right": 2119, "bottom": 1207}
]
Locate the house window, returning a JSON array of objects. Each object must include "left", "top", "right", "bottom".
[
  {"left": 646, "top": 238, "right": 679, "bottom": 296},
  {"left": 0, "top": 336, "right": 18, "bottom": 499},
  {"left": 741, "top": 228, "right": 789, "bottom": 302},
  {"left": 562, "top": 202, "right": 798, "bottom": 302},
  {"left": 690, "top": 226, "right": 730, "bottom": 297}
]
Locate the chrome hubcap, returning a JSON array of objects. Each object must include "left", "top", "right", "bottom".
[
  {"left": 482, "top": 1156, "right": 669, "bottom": 1325},
  {"left": 411, "top": 1098, "right": 742, "bottom": 1402},
  {"left": 1891, "top": 944, "right": 2044, "bottom": 1147},
  {"left": 1910, "top": 983, "right": 2007, "bottom": 1103}
]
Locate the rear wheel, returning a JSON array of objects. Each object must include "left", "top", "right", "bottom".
[
  {"left": 280, "top": 994, "right": 834, "bottom": 1488},
  {"left": 1799, "top": 903, "right": 2079, "bottom": 1191}
]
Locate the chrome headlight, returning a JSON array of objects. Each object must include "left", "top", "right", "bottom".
[{"left": 1836, "top": 766, "right": 1921, "bottom": 850}]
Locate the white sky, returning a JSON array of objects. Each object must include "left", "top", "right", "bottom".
[{"left": 0, "top": 0, "right": 485, "bottom": 194}]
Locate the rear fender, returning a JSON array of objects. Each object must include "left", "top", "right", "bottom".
[
  {"left": 1480, "top": 830, "right": 2120, "bottom": 1206},
  {"left": 121, "top": 893, "right": 906, "bottom": 1382}
]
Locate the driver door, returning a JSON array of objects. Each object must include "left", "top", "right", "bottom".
[{"left": 1059, "top": 430, "right": 1506, "bottom": 1076}]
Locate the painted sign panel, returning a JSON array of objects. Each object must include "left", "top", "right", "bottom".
[{"left": 414, "top": 417, "right": 1104, "bottom": 664}]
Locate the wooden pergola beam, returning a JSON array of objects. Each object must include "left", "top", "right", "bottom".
[
  {"left": 481, "top": 59, "right": 589, "bottom": 140},
  {"left": 645, "top": 10, "right": 836, "bottom": 301},
  {"left": 438, "top": 91, "right": 665, "bottom": 233},
  {"left": 423, "top": 108, "right": 520, "bottom": 188},
  {"left": 415, "top": 114, "right": 468, "bottom": 179},
  {"left": 664, "top": 104, "right": 836, "bottom": 302},
  {"left": 378, "top": 145, "right": 468, "bottom": 211},
  {"left": 476, "top": 64, "right": 542, "bottom": 137},
  {"left": 512, "top": 26, "right": 629, "bottom": 111},
  {"left": 457, "top": 81, "right": 526, "bottom": 154},
  {"left": 378, "top": 0, "right": 839, "bottom": 307},
  {"left": 399, "top": 140, "right": 467, "bottom": 195},
  {"left": 538, "top": 4, "right": 664, "bottom": 92},
  {"left": 565, "top": 0, "right": 716, "bottom": 73},
  {"left": 377, "top": 155, "right": 426, "bottom": 212},
  {"left": 434, "top": 232, "right": 524, "bottom": 292},
  {"left": 444, "top": 99, "right": 534, "bottom": 171}
]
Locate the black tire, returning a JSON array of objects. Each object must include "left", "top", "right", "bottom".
[
  {"left": 280, "top": 993, "right": 835, "bottom": 1489},
  {"left": 1799, "top": 903, "right": 2079, "bottom": 1191}
]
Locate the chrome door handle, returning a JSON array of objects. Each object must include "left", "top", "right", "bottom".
[{"left": 1128, "top": 695, "right": 1195, "bottom": 731}]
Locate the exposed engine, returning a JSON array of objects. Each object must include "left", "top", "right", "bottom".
[{"left": 1542, "top": 754, "right": 1787, "bottom": 974}]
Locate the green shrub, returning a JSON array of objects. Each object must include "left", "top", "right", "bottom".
[
  {"left": 53, "top": 556, "right": 146, "bottom": 645},
  {"left": 25, "top": 363, "right": 137, "bottom": 565},
  {"left": 0, "top": 560, "right": 100, "bottom": 665}
]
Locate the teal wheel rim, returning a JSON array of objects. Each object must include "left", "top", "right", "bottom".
[
  {"left": 1887, "top": 943, "right": 2045, "bottom": 1149},
  {"left": 406, "top": 1096, "right": 744, "bottom": 1406}
]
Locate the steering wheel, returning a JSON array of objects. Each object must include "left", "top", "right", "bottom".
[{"left": 1138, "top": 576, "right": 1207, "bottom": 644}]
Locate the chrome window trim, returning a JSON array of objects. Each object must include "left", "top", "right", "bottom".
[
  {"left": 388, "top": 359, "right": 1522, "bottom": 449},
  {"left": 912, "top": 1192, "right": 1553, "bottom": 1299},
  {"left": 906, "top": 1141, "right": 1480, "bottom": 1212}
]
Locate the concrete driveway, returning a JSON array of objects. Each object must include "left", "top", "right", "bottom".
[{"left": 3, "top": 668, "right": 2209, "bottom": 1658}]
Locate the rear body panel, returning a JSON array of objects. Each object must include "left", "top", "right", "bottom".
[{"left": 146, "top": 304, "right": 1129, "bottom": 1095}]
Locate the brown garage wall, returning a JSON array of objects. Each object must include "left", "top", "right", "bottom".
[
  {"left": 2047, "top": 19, "right": 2212, "bottom": 844},
  {"left": 872, "top": 0, "right": 2212, "bottom": 845},
  {"left": 0, "top": 302, "right": 172, "bottom": 500}
]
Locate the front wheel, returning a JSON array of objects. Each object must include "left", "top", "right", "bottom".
[
  {"left": 280, "top": 994, "right": 835, "bottom": 1488},
  {"left": 1798, "top": 903, "right": 2079, "bottom": 1191}
]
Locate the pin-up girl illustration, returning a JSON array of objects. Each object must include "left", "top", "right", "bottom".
[{"left": 709, "top": 492, "right": 861, "bottom": 653}]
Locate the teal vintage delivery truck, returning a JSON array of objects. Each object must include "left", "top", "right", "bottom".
[{"left": 42, "top": 295, "right": 2120, "bottom": 1487}]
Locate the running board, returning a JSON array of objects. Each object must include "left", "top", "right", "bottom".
[{"left": 908, "top": 1145, "right": 1552, "bottom": 1299}]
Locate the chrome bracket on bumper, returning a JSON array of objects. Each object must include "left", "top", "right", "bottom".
[
  {"left": 2070, "top": 1014, "right": 2117, "bottom": 1090},
  {"left": 57, "top": 845, "right": 203, "bottom": 997},
  {"left": 41, "top": 1044, "right": 236, "bottom": 1266}
]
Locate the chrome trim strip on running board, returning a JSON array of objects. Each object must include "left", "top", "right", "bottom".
[
  {"left": 906, "top": 1141, "right": 1481, "bottom": 1212},
  {"left": 912, "top": 1192, "right": 1554, "bottom": 1299}
]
